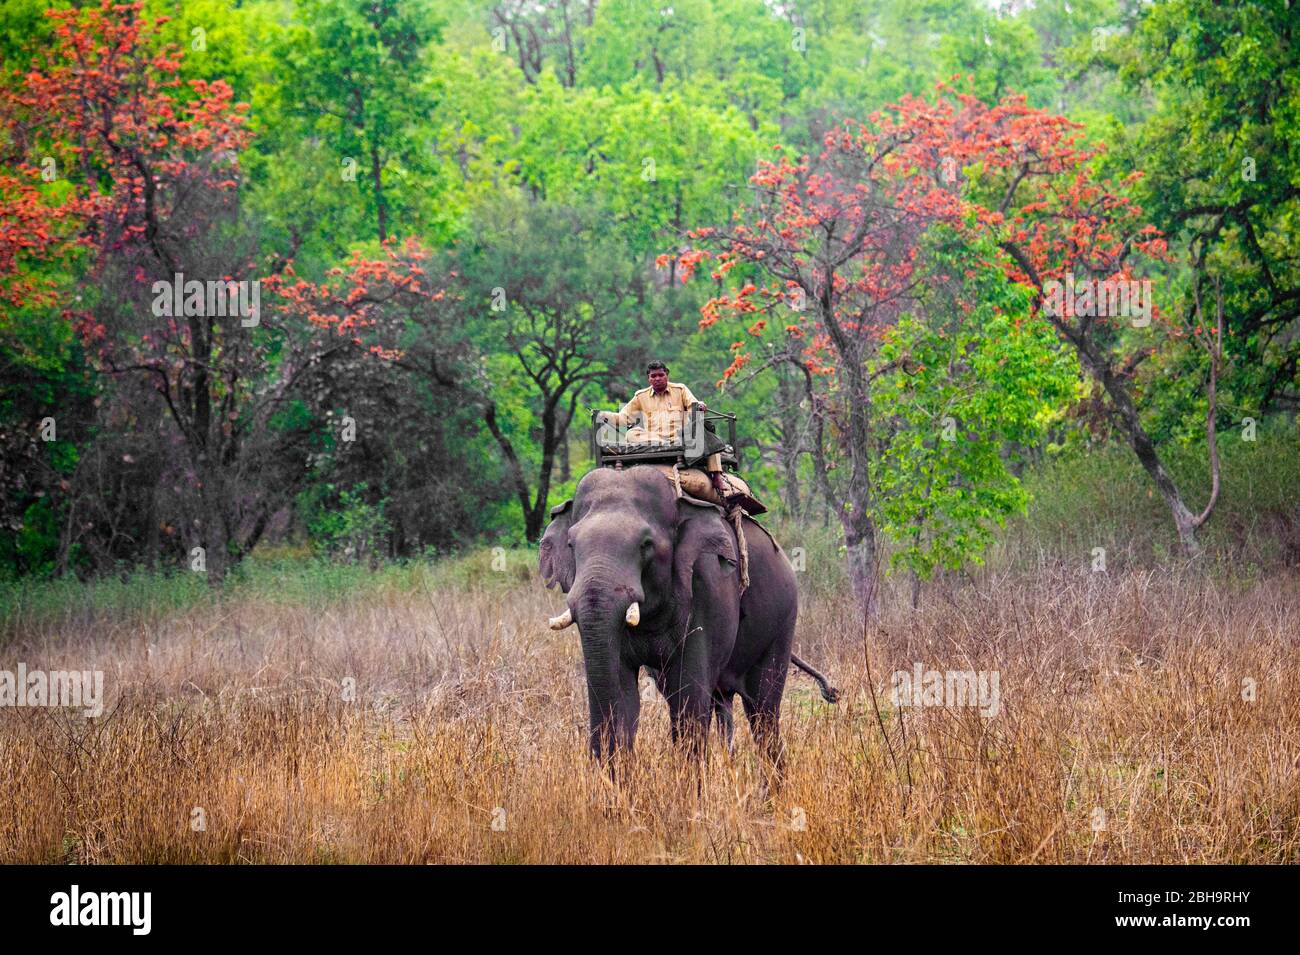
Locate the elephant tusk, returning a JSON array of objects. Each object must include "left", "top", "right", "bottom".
[
  {"left": 548, "top": 608, "right": 574, "bottom": 630},
  {"left": 625, "top": 602, "right": 640, "bottom": 627}
]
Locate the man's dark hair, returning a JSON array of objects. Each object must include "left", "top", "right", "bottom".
[{"left": 646, "top": 360, "right": 668, "bottom": 374}]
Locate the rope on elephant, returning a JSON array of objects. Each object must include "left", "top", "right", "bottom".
[
  {"left": 728, "top": 504, "right": 750, "bottom": 594},
  {"left": 671, "top": 462, "right": 684, "bottom": 499}
]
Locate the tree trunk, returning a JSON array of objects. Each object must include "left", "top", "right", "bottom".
[
  {"left": 837, "top": 348, "right": 881, "bottom": 614},
  {"left": 523, "top": 399, "right": 563, "bottom": 542},
  {"left": 777, "top": 370, "right": 803, "bottom": 516},
  {"left": 145, "top": 484, "right": 160, "bottom": 570},
  {"left": 841, "top": 507, "right": 880, "bottom": 614},
  {"left": 201, "top": 484, "right": 228, "bottom": 587},
  {"left": 370, "top": 141, "right": 387, "bottom": 243},
  {"left": 1084, "top": 347, "right": 1204, "bottom": 555},
  {"left": 557, "top": 401, "right": 575, "bottom": 484},
  {"left": 1008, "top": 242, "right": 1223, "bottom": 558},
  {"left": 482, "top": 401, "right": 532, "bottom": 533}
]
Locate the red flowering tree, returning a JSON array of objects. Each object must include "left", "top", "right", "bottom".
[
  {"left": 0, "top": 2, "right": 262, "bottom": 582},
  {"left": 672, "top": 84, "right": 1214, "bottom": 609},
  {"left": 664, "top": 95, "right": 988, "bottom": 609},
  {"left": 954, "top": 92, "right": 1219, "bottom": 553},
  {"left": 0, "top": 2, "right": 444, "bottom": 583},
  {"left": 0, "top": 2, "right": 250, "bottom": 285}
]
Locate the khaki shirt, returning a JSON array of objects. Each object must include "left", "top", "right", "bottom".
[{"left": 608, "top": 381, "right": 700, "bottom": 442}]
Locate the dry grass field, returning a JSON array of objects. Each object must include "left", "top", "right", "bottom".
[{"left": 2, "top": 540, "right": 1297, "bottom": 864}]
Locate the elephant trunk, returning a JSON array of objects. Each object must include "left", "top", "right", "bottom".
[
  {"left": 569, "top": 569, "right": 643, "bottom": 758},
  {"left": 569, "top": 562, "right": 643, "bottom": 634}
]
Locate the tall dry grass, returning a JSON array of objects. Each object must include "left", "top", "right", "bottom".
[{"left": 2, "top": 549, "right": 1297, "bottom": 863}]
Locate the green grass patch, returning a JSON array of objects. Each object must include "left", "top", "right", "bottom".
[
  {"left": 0, "top": 542, "right": 541, "bottom": 643},
  {"left": 1005, "top": 418, "right": 1299, "bottom": 572}
]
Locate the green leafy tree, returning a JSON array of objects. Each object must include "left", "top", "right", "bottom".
[
  {"left": 268, "top": 0, "right": 446, "bottom": 245},
  {"left": 873, "top": 227, "right": 1075, "bottom": 580},
  {"left": 485, "top": 0, "right": 596, "bottom": 87},
  {"left": 514, "top": 76, "right": 773, "bottom": 259},
  {"left": 456, "top": 198, "right": 641, "bottom": 540},
  {"left": 937, "top": 11, "right": 1053, "bottom": 106},
  {"left": 1112, "top": 0, "right": 1300, "bottom": 419}
]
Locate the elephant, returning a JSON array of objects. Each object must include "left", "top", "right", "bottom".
[{"left": 538, "top": 465, "right": 837, "bottom": 769}]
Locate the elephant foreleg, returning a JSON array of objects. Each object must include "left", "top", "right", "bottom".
[
  {"left": 712, "top": 691, "right": 735, "bottom": 755},
  {"left": 661, "top": 655, "right": 714, "bottom": 762},
  {"left": 586, "top": 661, "right": 642, "bottom": 762}
]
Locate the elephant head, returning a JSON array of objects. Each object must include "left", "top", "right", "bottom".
[{"left": 539, "top": 467, "right": 740, "bottom": 758}]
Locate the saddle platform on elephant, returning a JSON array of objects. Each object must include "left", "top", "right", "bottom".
[
  {"left": 586, "top": 403, "right": 767, "bottom": 515},
  {"left": 590, "top": 405, "right": 739, "bottom": 471},
  {"left": 644, "top": 465, "right": 767, "bottom": 516}
]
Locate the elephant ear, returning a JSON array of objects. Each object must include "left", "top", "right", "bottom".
[
  {"left": 539, "top": 499, "right": 576, "bottom": 592},
  {"left": 673, "top": 497, "right": 738, "bottom": 589}
]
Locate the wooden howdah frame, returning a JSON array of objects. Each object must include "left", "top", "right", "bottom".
[{"left": 591, "top": 407, "right": 739, "bottom": 471}]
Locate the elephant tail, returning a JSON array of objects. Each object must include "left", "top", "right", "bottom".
[{"left": 791, "top": 653, "right": 840, "bottom": 703}]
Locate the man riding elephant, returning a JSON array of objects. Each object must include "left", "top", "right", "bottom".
[
  {"left": 544, "top": 360, "right": 839, "bottom": 772},
  {"left": 596, "top": 360, "right": 729, "bottom": 498},
  {"left": 539, "top": 464, "right": 838, "bottom": 771}
]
